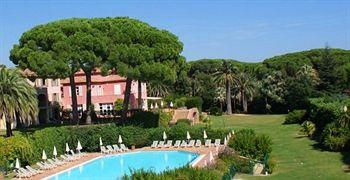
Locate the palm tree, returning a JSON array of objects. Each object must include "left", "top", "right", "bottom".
[
  {"left": 213, "top": 60, "right": 237, "bottom": 114},
  {"left": 0, "top": 67, "right": 38, "bottom": 137},
  {"left": 147, "top": 80, "right": 170, "bottom": 97},
  {"left": 235, "top": 72, "right": 256, "bottom": 113},
  {"left": 214, "top": 87, "right": 226, "bottom": 111}
]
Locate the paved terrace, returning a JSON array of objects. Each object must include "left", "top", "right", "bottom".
[{"left": 22, "top": 145, "right": 226, "bottom": 180}]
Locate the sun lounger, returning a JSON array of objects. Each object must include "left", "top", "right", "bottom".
[
  {"left": 112, "top": 144, "right": 122, "bottom": 152},
  {"left": 36, "top": 162, "right": 51, "bottom": 170},
  {"left": 60, "top": 155, "right": 74, "bottom": 162},
  {"left": 157, "top": 141, "right": 165, "bottom": 148},
  {"left": 18, "top": 168, "right": 33, "bottom": 178},
  {"left": 53, "top": 158, "right": 66, "bottom": 165},
  {"left": 164, "top": 140, "right": 172, "bottom": 148},
  {"left": 173, "top": 140, "right": 181, "bottom": 148},
  {"left": 44, "top": 161, "right": 57, "bottom": 168},
  {"left": 48, "top": 159, "right": 62, "bottom": 166},
  {"left": 214, "top": 139, "right": 221, "bottom": 147},
  {"left": 120, "top": 144, "right": 129, "bottom": 151},
  {"left": 26, "top": 165, "right": 43, "bottom": 174},
  {"left": 151, "top": 141, "right": 158, "bottom": 148},
  {"left": 180, "top": 140, "right": 187, "bottom": 148},
  {"left": 205, "top": 139, "right": 212, "bottom": 147},
  {"left": 195, "top": 140, "right": 202, "bottom": 147},
  {"left": 188, "top": 140, "right": 195, "bottom": 147},
  {"left": 70, "top": 150, "right": 81, "bottom": 159},
  {"left": 100, "top": 146, "right": 110, "bottom": 154},
  {"left": 106, "top": 145, "right": 116, "bottom": 153}
]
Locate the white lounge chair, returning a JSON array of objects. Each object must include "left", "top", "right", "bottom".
[
  {"left": 120, "top": 144, "right": 129, "bottom": 151},
  {"left": 100, "top": 146, "right": 110, "bottom": 154},
  {"left": 164, "top": 140, "right": 172, "bottom": 148},
  {"left": 106, "top": 145, "right": 116, "bottom": 153},
  {"left": 60, "top": 155, "right": 74, "bottom": 162},
  {"left": 188, "top": 140, "right": 195, "bottom": 147},
  {"left": 48, "top": 159, "right": 62, "bottom": 166},
  {"left": 173, "top": 140, "right": 181, "bottom": 148},
  {"left": 180, "top": 140, "right": 187, "bottom": 148},
  {"left": 214, "top": 139, "right": 221, "bottom": 147},
  {"left": 195, "top": 140, "right": 202, "bottom": 147},
  {"left": 112, "top": 144, "right": 122, "bottom": 152},
  {"left": 205, "top": 139, "right": 212, "bottom": 147},
  {"left": 36, "top": 162, "right": 51, "bottom": 170},
  {"left": 151, "top": 141, "right": 158, "bottom": 148},
  {"left": 26, "top": 165, "right": 43, "bottom": 174},
  {"left": 70, "top": 150, "right": 81, "bottom": 159},
  {"left": 158, "top": 141, "right": 165, "bottom": 148},
  {"left": 53, "top": 158, "right": 66, "bottom": 165},
  {"left": 44, "top": 161, "right": 57, "bottom": 168},
  {"left": 18, "top": 168, "right": 33, "bottom": 178}
]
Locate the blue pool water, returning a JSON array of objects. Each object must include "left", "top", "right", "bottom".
[{"left": 49, "top": 151, "right": 199, "bottom": 180}]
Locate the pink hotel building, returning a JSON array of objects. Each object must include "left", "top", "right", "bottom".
[{"left": 30, "top": 69, "right": 147, "bottom": 123}]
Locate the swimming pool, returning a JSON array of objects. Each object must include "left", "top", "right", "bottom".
[{"left": 48, "top": 151, "right": 200, "bottom": 180}]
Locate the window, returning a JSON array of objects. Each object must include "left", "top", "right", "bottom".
[
  {"left": 114, "top": 84, "right": 121, "bottom": 95},
  {"left": 99, "top": 103, "right": 113, "bottom": 115},
  {"left": 52, "top": 93, "right": 59, "bottom": 102},
  {"left": 92, "top": 85, "right": 103, "bottom": 96},
  {"left": 61, "top": 87, "right": 64, "bottom": 98},
  {"left": 69, "top": 86, "right": 82, "bottom": 96},
  {"left": 51, "top": 79, "right": 59, "bottom": 86},
  {"left": 36, "top": 79, "right": 43, "bottom": 87}
]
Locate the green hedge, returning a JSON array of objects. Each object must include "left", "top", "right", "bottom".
[
  {"left": 284, "top": 110, "right": 306, "bottom": 124},
  {"left": 0, "top": 123, "right": 229, "bottom": 171}
]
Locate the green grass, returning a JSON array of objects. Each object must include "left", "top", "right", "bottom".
[{"left": 210, "top": 114, "right": 349, "bottom": 180}]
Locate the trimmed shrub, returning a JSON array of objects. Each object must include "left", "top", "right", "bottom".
[
  {"left": 185, "top": 96, "right": 203, "bottom": 112},
  {"left": 284, "top": 110, "right": 306, "bottom": 124},
  {"left": 176, "top": 119, "right": 191, "bottom": 125},
  {"left": 158, "top": 111, "right": 172, "bottom": 128},
  {"left": 229, "top": 129, "right": 272, "bottom": 161},
  {"left": 175, "top": 97, "right": 187, "bottom": 108},
  {"left": 127, "top": 111, "right": 159, "bottom": 128},
  {"left": 322, "top": 122, "right": 350, "bottom": 151},
  {"left": 300, "top": 121, "right": 316, "bottom": 137},
  {"left": 209, "top": 107, "right": 223, "bottom": 116}
]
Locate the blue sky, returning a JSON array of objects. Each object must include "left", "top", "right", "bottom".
[{"left": 0, "top": 0, "right": 349, "bottom": 66}]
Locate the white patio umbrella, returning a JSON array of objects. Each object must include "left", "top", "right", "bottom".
[
  {"left": 163, "top": 131, "right": 167, "bottom": 140},
  {"left": 150, "top": 104, "right": 154, "bottom": 109},
  {"left": 160, "top": 101, "right": 164, "bottom": 107},
  {"left": 155, "top": 103, "right": 158, "bottom": 109},
  {"left": 15, "top": 158, "right": 20, "bottom": 169},
  {"left": 65, "top": 143, "right": 70, "bottom": 153},
  {"left": 344, "top": 105, "right": 348, "bottom": 112},
  {"left": 53, "top": 146, "right": 57, "bottom": 158},
  {"left": 42, "top": 150, "right": 47, "bottom": 160},
  {"left": 224, "top": 137, "right": 227, "bottom": 146},
  {"left": 170, "top": 101, "right": 173, "bottom": 108},
  {"left": 118, "top": 135, "right": 123, "bottom": 144},
  {"left": 186, "top": 131, "right": 191, "bottom": 140},
  {"left": 77, "top": 140, "right": 82, "bottom": 153},
  {"left": 209, "top": 151, "right": 214, "bottom": 163},
  {"left": 231, "top": 130, "right": 235, "bottom": 135},
  {"left": 99, "top": 137, "right": 103, "bottom": 146},
  {"left": 203, "top": 130, "right": 208, "bottom": 139}
]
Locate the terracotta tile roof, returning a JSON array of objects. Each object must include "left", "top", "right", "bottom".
[{"left": 61, "top": 74, "right": 126, "bottom": 84}]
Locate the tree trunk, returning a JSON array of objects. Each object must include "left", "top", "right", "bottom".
[
  {"left": 226, "top": 79, "right": 232, "bottom": 114},
  {"left": 122, "top": 78, "right": 132, "bottom": 121},
  {"left": 138, "top": 81, "right": 142, "bottom": 109},
  {"left": 6, "top": 118, "right": 13, "bottom": 137},
  {"left": 69, "top": 74, "right": 79, "bottom": 124},
  {"left": 241, "top": 90, "right": 248, "bottom": 112},
  {"left": 85, "top": 72, "right": 92, "bottom": 124}
]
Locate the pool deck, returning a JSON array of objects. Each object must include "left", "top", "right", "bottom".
[{"left": 21, "top": 145, "right": 225, "bottom": 180}]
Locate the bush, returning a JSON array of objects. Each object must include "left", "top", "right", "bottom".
[
  {"left": 175, "top": 97, "right": 187, "bottom": 108},
  {"left": 176, "top": 119, "right": 191, "bottom": 125},
  {"left": 322, "top": 122, "right": 350, "bottom": 151},
  {"left": 209, "top": 107, "right": 223, "bottom": 116},
  {"left": 122, "top": 166, "right": 221, "bottom": 180},
  {"left": 158, "top": 111, "right": 172, "bottom": 128},
  {"left": 127, "top": 111, "right": 159, "bottom": 128},
  {"left": 229, "top": 129, "right": 272, "bottom": 161},
  {"left": 185, "top": 96, "right": 203, "bottom": 112},
  {"left": 284, "top": 110, "right": 306, "bottom": 124},
  {"left": 300, "top": 121, "right": 316, "bottom": 137},
  {"left": 114, "top": 98, "right": 123, "bottom": 111},
  {"left": 265, "top": 156, "right": 276, "bottom": 174}
]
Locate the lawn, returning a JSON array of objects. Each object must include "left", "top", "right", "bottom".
[{"left": 210, "top": 114, "right": 349, "bottom": 180}]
